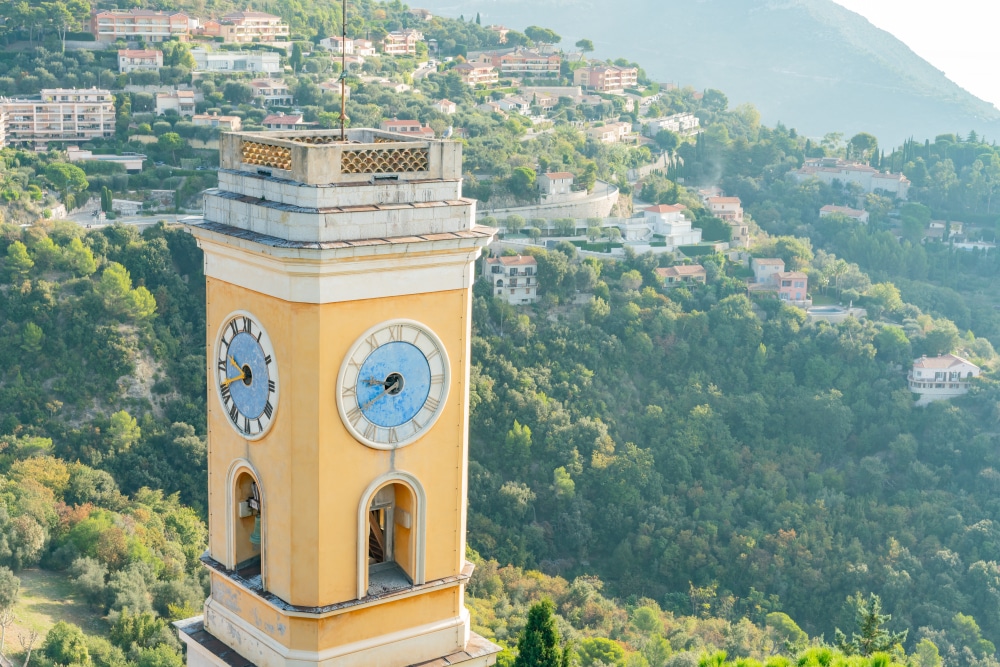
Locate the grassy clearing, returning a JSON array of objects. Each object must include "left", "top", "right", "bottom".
[{"left": 10, "top": 569, "right": 106, "bottom": 642}]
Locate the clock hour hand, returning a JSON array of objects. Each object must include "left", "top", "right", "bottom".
[{"left": 222, "top": 356, "right": 245, "bottom": 386}]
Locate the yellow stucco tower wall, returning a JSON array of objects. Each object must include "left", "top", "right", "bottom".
[{"left": 176, "top": 128, "right": 501, "bottom": 667}]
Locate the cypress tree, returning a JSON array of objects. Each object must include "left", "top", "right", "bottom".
[{"left": 514, "top": 600, "right": 562, "bottom": 667}]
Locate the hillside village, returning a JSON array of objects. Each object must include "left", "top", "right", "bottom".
[{"left": 1, "top": 2, "right": 1000, "bottom": 667}]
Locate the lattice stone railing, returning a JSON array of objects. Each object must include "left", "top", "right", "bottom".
[
  {"left": 241, "top": 141, "right": 292, "bottom": 170},
  {"left": 341, "top": 147, "right": 429, "bottom": 174}
]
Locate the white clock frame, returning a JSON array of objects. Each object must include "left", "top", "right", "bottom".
[{"left": 336, "top": 319, "right": 451, "bottom": 450}]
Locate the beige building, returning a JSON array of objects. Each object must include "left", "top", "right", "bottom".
[
  {"left": 219, "top": 10, "right": 290, "bottom": 44},
  {"left": 0, "top": 108, "right": 6, "bottom": 148},
  {"left": 193, "top": 113, "right": 242, "bottom": 131},
  {"left": 656, "top": 265, "right": 707, "bottom": 287},
  {"left": 574, "top": 65, "right": 639, "bottom": 93},
  {"left": 1, "top": 88, "right": 115, "bottom": 146},
  {"left": 453, "top": 63, "right": 499, "bottom": 87},
  {"left": 118, "top": 49, "right": 164, "bottom": 73},
  {"left": 91, "top": 9, "right": 190, "bottom": 42},
  {"left": 382, "top": 29, "right": 424, "bottom": 56},
  {"left": 708, "top": 196, "right": 750, "bottom": 248},
  {"left": 909, "top": 354, "right": 981, "bottom": 405},
  {"left": 484, "top": 255, "right": 540, "bottom": 304},
  {"left": 250, "top": 79, "right": 293, "bottom": 106},
  {"left": 477, "top": 49, "right": 561, "bottom": 78}
]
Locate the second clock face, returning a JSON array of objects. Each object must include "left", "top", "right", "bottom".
[
  {"left": 338, "top": 320, "right": 450, "bottom": 449},
  {"left": 215, "top": 311, "right": 278, "bottom": 440}
]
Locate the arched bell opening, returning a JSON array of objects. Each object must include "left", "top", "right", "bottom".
[
  {"left": 357, "top": 473, "right": 426, "bottom": 599},
  {"left": 226, "top": 460, "right": 266, "bottom": 587}
]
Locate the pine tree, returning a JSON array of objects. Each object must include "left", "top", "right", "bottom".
[
  {"left": 834, "top": 593, "right": 908, "bottom": 657},
  {"left": 514, "top": 600, "right": 562, "bottom": 667}
]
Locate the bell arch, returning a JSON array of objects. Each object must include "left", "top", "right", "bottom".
[
  {"left": 225, "top": 458, "right": 267, "bottom": 587},
  {"left": 356, "top": 471, "right": 427, "bottom": 600}
]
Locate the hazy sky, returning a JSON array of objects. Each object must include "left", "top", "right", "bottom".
[{"left": 833, "top": 0, "right": 1000, "bottom": 110}]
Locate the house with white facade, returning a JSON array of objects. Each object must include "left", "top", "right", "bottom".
[
  {"left": 537, "top": 172, "right": 574, "bottom": 199},
  {"left": 587, "top": 121, "right": 632, "bottom": 144},
  {"left": 155, "top": 90, "right": 195, "bottom": 116},
  {"left": 118, "top": 49, "right": 163, "bottom": 73},
  {"left": 909, "top": 354, "right": 980, "bottom": 405},
  {"left": 820, "top": 205, "right": 870, "bottom": 224},
  {"left": 750, "top": 257, "right": 785, "bottom": 284},
  {"left": 643, "top": 205, "right": 702, "bottom": 248},
  {"left": 708, "top": 196, "right": 750, "bottom": 248},
  {"left": 190, "top": 48, "right": 281, "bottom": 74},
  {"left": 792, "top": 158, "right": 910, "bottom": 199},
  {"left": 644, "top": 112, "right": 700, "bottom": 137},
  {"left": 250, "top": 79, "right": 293, "bottom": 106},
  {"left": 433, "top": 99, "right": 457, "bottom": 115},
  {"left": 484, "top": 255, "right": 539, "bottom": 305}
]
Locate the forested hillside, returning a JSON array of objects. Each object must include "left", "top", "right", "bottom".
[{"left": 1, "top": 1, "right": 1000, "bottom": 665}]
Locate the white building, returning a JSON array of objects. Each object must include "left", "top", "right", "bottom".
[
  {"left": 484, "top": 255, "right": 539, "bottom": 305},
  {"left": 643, "top": 205, "right": 702, "bottom": 248},
  {"left": 319, "top": 35, "right": 354, "bottom": 54},
  {"left": 250, "top": 79, "right": 293, "bottom": 106},
  {"left": 644, "top": 112, "right": 700, "bottom": 137},
  {"left": 118, "top": 49, "right": 163, "bottom": 73},
  {"left": 1, "top": 88, "right": 115, "bottom": 146},
  {"left": 588, "top": 121, "right": 632, "bottom": 144},
  {"left": 66, "top": 147, "right": 145, "bottom": 172},
  {"left": 792, "top": 157, "right": 910, "bottom": 199},
  {"left": 155, "top": 90, "right": 195, "bottom": 116},
  {"left": 190, "top": 48, "right": 281, "bottom": 73},
  {"left": 537, "top": 172, "right": 574, "bottom": 199},
  {"left": 708, "top": 196, "right": 750, "bottom": 248},
  {"left": 750, "top": 257, "right": 785, "bottom": 285},
  {"left": 909, "top": 354, "right": 980, "bottom": 405}
]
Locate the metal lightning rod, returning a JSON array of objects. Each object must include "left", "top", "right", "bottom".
[{"left": 340, "top": 0, "right": 347, "bottom": 141}]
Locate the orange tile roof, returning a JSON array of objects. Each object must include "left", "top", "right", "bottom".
[{"left": 487, "top": 255, "right": 537, "bottom": 267}]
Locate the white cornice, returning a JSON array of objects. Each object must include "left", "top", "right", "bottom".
[{"left": 190, "top": 224, "right": 494, "bottom": 304}]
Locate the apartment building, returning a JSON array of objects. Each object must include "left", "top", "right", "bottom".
[
  {"left": 0, "top": 109, "right": 7, "bottom": 148},
  {"left": 382, "top": 29, "right": 424, "bottom": 56},
  {"left": 118, "top": 49, "right": 164, "bottom": 73},
  {"left": 477, "top": 49, "right": 561, "bottom": 78},
  {"left": 453, "top": 63, "right": 499, "bottom": 87},
  {"left": 218, "top": 10, "right": 290, "bottom": 44},
  {"left": 91, "top": 9, "right": 190, "bottom": 42},
  {"left": 190, "top": 48, "right": 280, "bottom": 73},
  {"left": 574, "top": 65, "right": 638, "bottom": 93},
  {"left": 1, "top": 89, "right": 115, "bottom": 146}
]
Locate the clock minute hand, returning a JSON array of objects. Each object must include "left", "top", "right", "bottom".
[{"left": 361, "top": 379, "right": 399, "bottom": 411}]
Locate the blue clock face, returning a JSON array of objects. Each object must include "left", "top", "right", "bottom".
[
  {"left": 356, "top": 342, "right": 431, "bottom": 428},
  {"left": 339, "top": 321, "right": 450, "bottom": 448},
  {"left": 216, "top": 314, "right": 279, "bottom": 439}
]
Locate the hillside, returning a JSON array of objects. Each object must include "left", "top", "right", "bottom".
[{"left": 417, "top": 0, "right": 1000, "bottom": 146}]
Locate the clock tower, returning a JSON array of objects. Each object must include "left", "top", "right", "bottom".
[{"left": 175, "top": 129, "right": 501, "bottom": 667}]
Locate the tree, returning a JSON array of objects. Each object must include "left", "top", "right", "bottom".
[
  {"left": 849, "top": 132, "right": 878, "bottom": 161},
  {"left": 20, "top": 628, "right": 39, "bottom": 667},
  {"left": 528, "top": 227, "right": 542, "bottom": 244},
  {"left": 506, "top": 215, "right": 526, "bottom": 235},
  {"left": 509, "top": 167, "right": 538, "bottom": 200},
  {"left": 222, "top": 82, "right": 254, "bottom": 106},
  {"left": 63, "top": 237, "right": 97, "bottom": 276},
  {"left": 157, "top": 132, "right": 185, "bottom": 164},
  {"left": 834, "top": 593, "right": 907, "bottom": 657},
  {"left": 0, "top": 566, "right": 19, "bottom": 612},
  {"left": 654, "top": 129, "right": 679, "bottom": 154},
  {"left": 43, "top": 621, "right": 90, "bottom": 666},
  {"left": 514, "top": 599, "right": 562, "bottom": 667},
  {"left": 0, "top": 607, "right": 14, "bottom": 657},
  {"left": 6, "top": 241, "right": 34, "bottom": 280},
  {"left": 107, "top": 410, "right": 141, "bottom": 454},
  {"left": 290, "top": 42, "right": 304, "bottom": 72},
  {"left": 524, "top": 26, "right": 561, "bottom": 46},
  {"left": 575, "top": 38, "right": 594, "bottom": 62},
  {"left": 44, "top": 163, "right": 88, "bottom": 197}
]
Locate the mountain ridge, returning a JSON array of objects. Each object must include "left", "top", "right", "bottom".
[{"left": 419, "top": 0, "right": 1000, "bottom": 145}]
